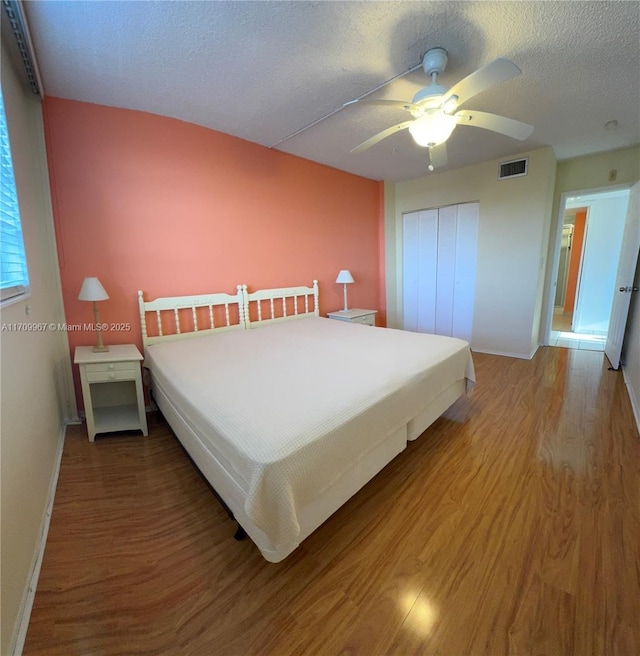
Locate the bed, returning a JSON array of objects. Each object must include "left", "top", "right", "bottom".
[{"left": 138, "top": 281, "right": 475, "bottom": 562}]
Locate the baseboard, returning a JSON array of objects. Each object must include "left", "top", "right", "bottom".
[
  {"left": 622, "top": 366, "right": 640, "bottom": 438},
  {"left": 471, "top": 347, "right": 534, "bottom": 360},
  {"left": 11, "top": 421, "right": 67, "bottom": 655}
]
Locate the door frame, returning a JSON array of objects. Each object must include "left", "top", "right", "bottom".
[
  {"left": 543, "top": 182, "right": 634, "bottom": 346},
  {"left": 555, "top": 223, "right": 575, "bottom": 309}
]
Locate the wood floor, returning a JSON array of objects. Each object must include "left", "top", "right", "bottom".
[
  {"left": 24, "top": 348, "right": 640, "bottom": 656},
  {"left": 552, "top": 310, "right": 573, "bottom": 332}
]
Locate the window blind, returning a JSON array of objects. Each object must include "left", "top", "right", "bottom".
[{"left": 0, "top": 86, "right": 29, "bottom": 302}]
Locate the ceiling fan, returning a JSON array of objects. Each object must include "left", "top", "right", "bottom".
[{"left": 348, "top": 48, "right": 534, "bottom": 170}]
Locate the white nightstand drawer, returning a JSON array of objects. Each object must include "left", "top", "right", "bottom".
[
  {"left": 351, "top": 314, "right": 375, "bottom": 326},
  {"left": 84, "top": 361, "right": 138, "bottom": 374},
  {"left": 86, "top": 369, "right": 139, "bottom": 383},
  {"left": 327, "top": 309, "right": 377, "bottom": 326}
]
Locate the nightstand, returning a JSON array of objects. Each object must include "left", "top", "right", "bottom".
[
  {"left": 74, "top": 344, "right": 148, "bottom": 442},
  {"left": 327, "top": 308, "right": 377, "bottom": 326}
]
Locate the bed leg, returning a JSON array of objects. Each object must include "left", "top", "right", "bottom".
[{"left": 234, "top": 524, "right": 247, "bottom": 541}]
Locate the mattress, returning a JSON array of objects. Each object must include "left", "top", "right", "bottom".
[{"left": 145, "top": 317, "right": 475, "bottom": 552}]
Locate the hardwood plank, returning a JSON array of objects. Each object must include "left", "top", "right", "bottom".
[{"left": 23, "top": 348, "right": 640, "bottom": 655}]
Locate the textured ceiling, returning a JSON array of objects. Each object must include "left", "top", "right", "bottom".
[{"left": 18, "top": 0, "right": 640, "bottom": 182}]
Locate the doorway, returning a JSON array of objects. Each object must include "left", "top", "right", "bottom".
[{"left": 548, "top": 187, "right": 631, "bottom": 352}]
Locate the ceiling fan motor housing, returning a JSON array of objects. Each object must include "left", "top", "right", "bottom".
[
  {"left": 422, "top": 47, "right": 448, "bottom": 76},
  {"left": 412, "top": 83, "right": 447, "bottom": 107},
  {"left": 412, "top": 48, "right": 450, "bottom": 108}
]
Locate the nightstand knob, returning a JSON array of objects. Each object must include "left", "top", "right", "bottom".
[
  {"left": 109, "top": 373, "right": 115, "bottom": 379},
  {"left": 108, "top": 364, "right": 115, "bottom": 369}
]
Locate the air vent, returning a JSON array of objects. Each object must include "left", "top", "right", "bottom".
[{"left": 498, "top": 157, "right": 528, "bottom": 180}]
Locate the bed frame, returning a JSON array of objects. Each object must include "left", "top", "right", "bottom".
[
  {"left": 138, "top": 280, "right": 319, "bottom": 349},
  {"left": 137, "top": 280, "right": 467, "bottom": 562}
]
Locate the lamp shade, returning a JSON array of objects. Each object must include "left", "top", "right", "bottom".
[
  {"left": 335, "top": 270, "right": 355, "bottom": 284},
  {"left": 78, "top": 277, "right": 109, "bottom": 301}
]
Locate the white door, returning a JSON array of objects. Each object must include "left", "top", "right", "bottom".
[
  {"left": 453, "top": 202, "right": 479, "bottom": 342},
  {"left": 435, "top": 204, "right": 457, "bottom": 336},
  {"left": 417, "top": 210, "right": 438, "bottom": 333},
  {"left": 402, "top": 211, "right": 420, "bottom": 332},
  {"left": 402, "top": 203, "right": 478, "bottom": 341},
  {"left": 403, "top": 210, "right": 438, "bottom": 333},
  {"left": 605, "top": 181, "right": 640, "bottom": 369}
]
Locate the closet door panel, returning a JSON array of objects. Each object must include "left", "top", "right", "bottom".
[
  {"left": 452, "top": 202, "right": 479, "bottom": 341},
  {"left": 402, "top": 212, "right": 420, "bottom": 332},
  {"left": 417, "top": 210, "right": 438, "bottom": 333},
  {"left": 435, "top": 205, "right": 457, "bottom": 336}
]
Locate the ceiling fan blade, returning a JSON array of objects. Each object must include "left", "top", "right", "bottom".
[
  {"left": 350, "top": 120, "right": 414, "bottom": 154},
  {"left": 345, "top": 99, "right": 420, "bottom": 113},
  {"left": 429, "top": 143, "right": 448, "bottom": 169},
  {"left": 444, "top": 58, "right": 521, "bottom": 110},
  {"left": 455, "top": 110, "right": 534, "bottom": 141}
]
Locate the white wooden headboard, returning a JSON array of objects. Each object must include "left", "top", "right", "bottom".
[
  {"left": 138, "top": 287, "right": 245, "bottom": 349},
  {"left": 243, "top": 280, "right": 319, "bottom": 328},
  {"left": 138, "top": 281, "right": 320, "bottom": 348}
]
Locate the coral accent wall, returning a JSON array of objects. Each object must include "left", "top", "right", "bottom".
[
  {"left": 564, "top": 209, "right": 587, "bottom": 313},
  {"left": 43, "top": 98, "right": 382, "bottom": 410}
]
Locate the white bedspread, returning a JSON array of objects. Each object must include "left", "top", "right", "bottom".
[{"left": 145, "top": 318, "right": 474, "bottom": 551}]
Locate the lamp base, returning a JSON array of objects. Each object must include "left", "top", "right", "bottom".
[{"left": 91, "top": 313, "right": 108, "bottom": 352}]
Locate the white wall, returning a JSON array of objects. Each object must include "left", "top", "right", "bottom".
[
  {"left": 0, "top": 43, "right": 76, "bottom": 654},
  {"left": 572, "top": 193, "right": 629, "bottom": 335},
  {"left": 385, "top": 146, "right": 557, "bottom": 359}
]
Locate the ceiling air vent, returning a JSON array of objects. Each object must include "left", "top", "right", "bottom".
[{"left": 498, "top": 157, "right": 528, "bottom": 180}]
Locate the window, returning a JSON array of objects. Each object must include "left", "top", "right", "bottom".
[{"left": 0, "top": 85, "right": 29, "bottom": 303}]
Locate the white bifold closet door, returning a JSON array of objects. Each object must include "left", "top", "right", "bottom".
[{"left": 403, "top": 202, "right": 478, "bottom": 342}]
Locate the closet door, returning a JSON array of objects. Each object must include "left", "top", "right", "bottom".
[
  {"left": 452, "top": 202, "right": 478, "bottom": 342},
  {"left": 403, "top": 210, "right": 437, "bottom": 332},
  {"left": 402, "top": 211, "right": 420, "bottom": 332},
  {"left": 402, "top": 203, "right": 477, "bottom": 341},
  {"left": 435, "top": 205, "right": 457, "bottom": 336},
  {"left": 416, "top": 210, "right": 438, "bottom": 333}
]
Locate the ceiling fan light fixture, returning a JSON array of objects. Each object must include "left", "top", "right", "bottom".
[
  {"left": 409, "top": 113, "right": 456, "bottom": 147},
  {"left": 443, "top": 95, "right": 458, "bottom": 113},
  {"left": 349, "top": 51, "right": 529, "bottom": 158}
]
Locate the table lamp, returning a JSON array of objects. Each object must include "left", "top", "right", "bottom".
[
  {"left": 78, "top": 276, "right": 109, "bottom": 352},
  {"left": 335, "top": 270, "right": 354, "bottom": 312}
]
